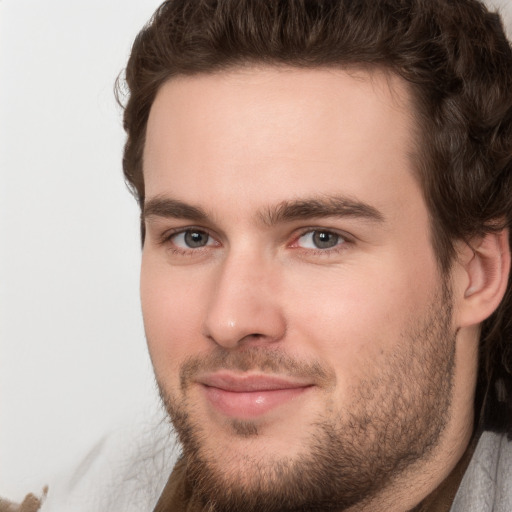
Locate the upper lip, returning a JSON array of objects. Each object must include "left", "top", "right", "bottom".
[{"left": 197, "top": 372, "right": 314, "bottom": 392}]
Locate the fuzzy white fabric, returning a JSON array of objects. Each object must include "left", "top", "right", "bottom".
[
  {"left": 38, "top": 412, "right": 180, "bottom": 512},
  {"left": 451, "top": 431, "right": 512, "bottom": 512},
  {"left": 37, "top": 423, "right": 511, "bottom": 511}
]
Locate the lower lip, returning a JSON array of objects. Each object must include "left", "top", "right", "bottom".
[{"left": 202, "top": 385, "right": 310, "bottom": 419}]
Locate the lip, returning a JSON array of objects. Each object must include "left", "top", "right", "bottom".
[{"left": 198, "top": 372, "right": 313, "bottom": 419}]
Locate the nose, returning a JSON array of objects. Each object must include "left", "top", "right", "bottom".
[{"left": 202, "top": 253, "right": 286, "bottom": 349}]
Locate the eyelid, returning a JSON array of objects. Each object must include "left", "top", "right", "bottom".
[
  {"left": 155, "top": 224, "right": 354, "bottom": 254},
  {"left": 158, "top": 225, "right": 219, "bottom": 247},
  {"left": 288, "top": 227, "right": 354, "bottom": 252}
]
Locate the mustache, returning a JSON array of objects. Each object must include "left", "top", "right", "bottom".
[{"left": 179, "top": 346, "right": 336, "bottom": 391}]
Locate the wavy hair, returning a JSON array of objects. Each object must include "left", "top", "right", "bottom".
[{"left": 118, "top": 0, "right": 512, "bottom": 434}]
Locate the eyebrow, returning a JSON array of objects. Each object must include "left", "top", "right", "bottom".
[
  {"left": 144, "top": 197, "right": 209, "bottom": 222},
  {"left": 260, "top": 196, "right": 385, "bottom": 226},
  {"left": 143, "top": 195, "right": 384, "bottom": 225}
]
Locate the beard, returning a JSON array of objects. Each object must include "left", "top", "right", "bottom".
[{"left": 157, "top": 285, "right": 456, "bottom": 512}]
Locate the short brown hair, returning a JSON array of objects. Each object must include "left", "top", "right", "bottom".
[{"left": 119, "top": 0, "right": 512, "bottom": 434}]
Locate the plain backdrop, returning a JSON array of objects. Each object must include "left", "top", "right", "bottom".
[
  {"left": 0, "top": 0, "right": 163, "bottom": 501},
  {"left": 1, "top": 0, "right": 512, "bottom": 503}
]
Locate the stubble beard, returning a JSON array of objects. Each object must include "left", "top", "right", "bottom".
[{"left": 157, "top": 286, "right": 456, "bottom": 512}]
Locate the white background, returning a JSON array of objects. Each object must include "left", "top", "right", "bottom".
[
  {"left": 1, "top": 0, "right": 511, "bottom": 503},
  {"left": 0, "top": 0, "right": 162, "bottom": 501}
]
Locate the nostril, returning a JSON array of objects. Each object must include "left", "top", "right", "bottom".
[{"left": 202, "top": 277, "right": 286, "bottom": 348}]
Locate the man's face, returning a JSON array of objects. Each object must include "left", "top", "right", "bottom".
[{"left": 141, "top": 67, "right": 463, "bottom": 511}]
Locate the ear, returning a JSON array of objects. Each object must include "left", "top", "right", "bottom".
[{"left": 453, "top": 229, "right": 510, "bottom": 328}]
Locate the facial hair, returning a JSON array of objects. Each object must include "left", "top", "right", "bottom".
[{"left": 157, "top": 286, "right": 456, "bottom": 512}]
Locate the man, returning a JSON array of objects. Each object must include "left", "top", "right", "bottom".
[
  {"left": 124, "top": 0, "right": 512, "bottom": 510},
  {"left": 6, "top": 0, "right": 511, "bottom": 511}
]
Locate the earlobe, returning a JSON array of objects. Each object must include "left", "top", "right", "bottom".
[{"left": 456, "top": 229, "right": 510, "bottom": 327}]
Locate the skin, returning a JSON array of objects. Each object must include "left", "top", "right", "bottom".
[{"left": 141, "top": 67, "right": 480, "bottom": 511}]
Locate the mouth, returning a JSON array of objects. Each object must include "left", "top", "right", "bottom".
[{"left": 197, "top": 372, "right": 314, "bottom": 419}]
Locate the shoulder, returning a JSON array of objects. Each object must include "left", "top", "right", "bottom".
[
  {"left": 38, "top": 412, "right": 180, "bottom": 512},
  {"left": 451, "top": 431, "right": 512, "bottom": 512}
]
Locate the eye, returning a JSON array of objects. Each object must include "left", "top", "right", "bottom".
[
  {"left": 170, "top": 229, "right": 215, "bottom": 249},
  {"left": 295, "top": 230, "right": 345, "bottom": 250}
]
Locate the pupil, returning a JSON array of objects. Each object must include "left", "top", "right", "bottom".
[
  {"left": 185, "top": 231, "right": 207, "bottom": 247},
  {"left": 313, "top": 231, "right": 338, "bottom": 248}
]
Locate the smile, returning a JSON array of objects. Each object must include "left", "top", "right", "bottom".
[{"left": 198, "top": 373, "right": 314, "bottom": 419}]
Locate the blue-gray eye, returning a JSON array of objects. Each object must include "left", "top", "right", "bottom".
[
  {"left": 297, "top": 230, "right": 344, "bottom": 249},
  {"left": 172, "top": 230, "right": 212, "bottom": 248}
]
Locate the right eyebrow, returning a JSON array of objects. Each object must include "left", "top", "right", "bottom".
[{"left": 143, "top": 197, "right": 209, "bottom": 222}]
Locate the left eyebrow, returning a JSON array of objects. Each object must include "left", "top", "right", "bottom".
[{"left": 259, "top": 196, "right": 385, "bottom": 226}]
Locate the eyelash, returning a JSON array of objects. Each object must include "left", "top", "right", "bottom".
[
  {"left": 158, "top": 227, "right": 353, "bottom": 257},
  {"left": 159, "top": 227, "right": 217, "bottom": 255},
  {"left": 290, "top": 228, "right": 352, "bottom": 256}
]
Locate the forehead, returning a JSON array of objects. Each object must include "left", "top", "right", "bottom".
[{"left": 143, "top": 66, "right": 420, "bottom": 217}]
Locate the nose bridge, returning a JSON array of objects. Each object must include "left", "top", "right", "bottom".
[{"left": 203, "top": 247, "right": 285, "bottom": 348}]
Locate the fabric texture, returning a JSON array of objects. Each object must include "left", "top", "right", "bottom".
[
  {"left": 37, "top": 411, "right": 180, "bottom": 512},
  {"left": 6, "top": 428, "right": 511, "bottom": 511},
  {"left": 152, "top": 433, "right": 475, "bottom": 512},
  {"left": 450, "top": 430, "right": 512, "bottom": 512}
]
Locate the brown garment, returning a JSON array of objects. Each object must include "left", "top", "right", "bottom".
[
  {"left": 411, "top": 435, "right": 477, "bottom": 512},
  {"left": 153, "top": 458, "right": 202, "bottom": 512},
  {"left": 154, "top": 439, "right": 476, "bottom": 512}
]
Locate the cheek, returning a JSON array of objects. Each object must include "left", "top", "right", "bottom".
[
  {"left": 283, "top": 257, "right": 440, "bottom": 378},
  {"left": 140, "top": 254, "right": 210, "bottom": 377}
]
